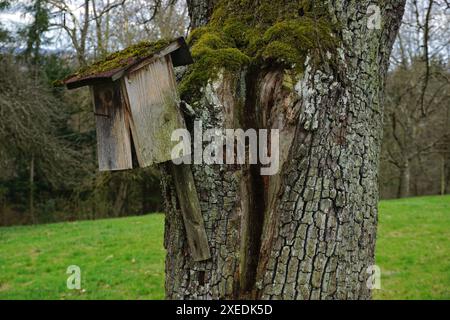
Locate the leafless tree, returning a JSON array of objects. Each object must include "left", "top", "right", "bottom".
[
  {"left": 381, "top": 0, "right": 450, "bottom": 198},
  {"left": 0, "top": 56, "right": 86, "bottom": 221}
]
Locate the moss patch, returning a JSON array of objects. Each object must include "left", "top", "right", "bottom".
[
  {"left": 180, "top": 0, "right": 338, "bottom": 99},
  {"left": 70, "top": 38, "right": 174, "bottom": 79}
]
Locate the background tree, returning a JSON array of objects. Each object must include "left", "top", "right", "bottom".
[
  {"left": 0, "top": 55, "right": 85, "bottom": 223},
  {"left": 380, "top": 0, "right": 450, "bottom": 198},
  {"left": 0, "top": 1, "right": 12, "bottom": 45},
  {"left": 45, "top": 0, "right": 188, "bottom": 65}
]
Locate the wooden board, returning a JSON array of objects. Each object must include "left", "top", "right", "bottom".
[
  {"left": 91, "top": 83, "right": 133, "bottom": 171},
  {"left": 170, "top": 163, "right": 211, "bottom": 261},
  {"left": 124, "top": 55, "right": 187, "bottom": 167}
]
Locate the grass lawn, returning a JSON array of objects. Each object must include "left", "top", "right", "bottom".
[
  {"left": 0, "top": 215, "right": 166, "bottom": 299},
  {"left": 0, "top": 195, "right": 449, "bottom": 300},
  {"left": 374, "top": 195, "right": 450, "bottom": 300}
]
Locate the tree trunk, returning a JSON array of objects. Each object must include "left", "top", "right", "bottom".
[
  {"left": 29, "top": 153, "right": 35, "bottom": 224},
  {"left": 446, "top": 152, "right": 450, "bottom": 195},
  {"left": 440, "top": 154, "right": 446, "bottom": 196},
  {"left": 162, "top": 0, "right": 406, "bottom": 300},
  {"left": 186, "top": 0, "right": 217, "bottom": 29},
  {"left": 142, "top": 180, "right": 152, "bottom": 215},
  {"left": 112, "top": 180, "right": 128, "bottom": 217},
  {"left": 398, "top": 160, "right": 411, "bottom": 198}
]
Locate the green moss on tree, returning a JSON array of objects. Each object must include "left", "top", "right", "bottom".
[{"left": 180, "top": 0, "right": 338, "bottom": 99}]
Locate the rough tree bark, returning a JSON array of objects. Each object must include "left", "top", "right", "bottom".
[{"left": 161, "top": 0, "right": 406, "bottom": 299}]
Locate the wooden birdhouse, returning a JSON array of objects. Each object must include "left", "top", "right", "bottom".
[
  {"left": 63, "top": 37, "right": 192, "bottom": 171},
  {"left": 63, "top": 37, "right": 211, "bottom": 262}
]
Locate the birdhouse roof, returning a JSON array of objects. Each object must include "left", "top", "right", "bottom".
[{"left": 62, "top": 37, "right": 193, "bottom": 89}]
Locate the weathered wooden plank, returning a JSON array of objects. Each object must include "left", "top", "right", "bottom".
[
  {"left": 91, "top": 83, "right": 133, "bottom": 171},
  {"left": 124, "top": 55, "right": 187, "bottom": 167},
  {"left": 170, "top": 163, "right": 211, "bottom": 261}
]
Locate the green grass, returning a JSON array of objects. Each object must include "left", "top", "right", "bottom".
[
  {"left": 374, "top": 195, "right": 450, "bottom": 300},
  {"left": 0, "top": 215, "right": 166, "bottom": 299},
  {"left": 0, "top": 195, "right": 449, "bottom": 300}
]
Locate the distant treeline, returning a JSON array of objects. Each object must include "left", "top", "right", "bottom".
[{"left": 0, "top": 0, "right": 449, "bottom": 226}]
